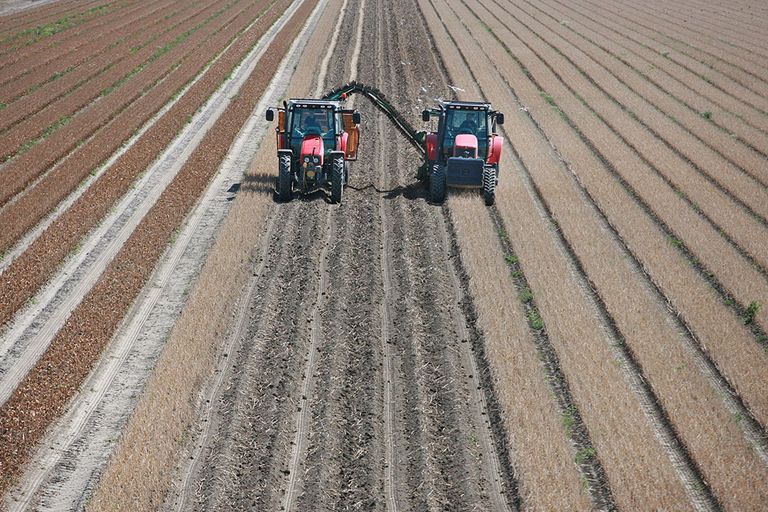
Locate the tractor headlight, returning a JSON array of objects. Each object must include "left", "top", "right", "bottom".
[
  {"left": 304, "top": 156, "right": 310, "bottom": 163},
  {"left": 313, "top": 156, "right": 320, "bottom": 164}
]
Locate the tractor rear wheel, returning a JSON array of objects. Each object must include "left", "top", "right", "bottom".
[
  {"left": 483, "top": 165, "right": 497, "bottom": 206},
  {"left": 430, "top": 163, "right": 446, "bottom": 203},
  {"left": 331, "top": 154, "right": 344, "bottom": 204},
  {"left": 278, "top": 153, "right": 292, "bottom": 202}
]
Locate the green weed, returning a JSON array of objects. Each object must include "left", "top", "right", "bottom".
[
  {"left": 528, "top": 309, "right": 544, "bottom": 330},
  {"left": 744, "top": 301, "right": 760, "bottom": 325},
  {"left": 575, "top": 447, "right": 596, "bottom": 464},
  {"left": 699, "top": 111, "right": 713, "bottom": 120}
]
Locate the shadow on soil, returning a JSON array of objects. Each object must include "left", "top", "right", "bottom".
[{"left": 232, "top": 170, "right": 437, "bottom": 204}]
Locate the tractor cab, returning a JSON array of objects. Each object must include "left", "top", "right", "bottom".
[
  {"left": 266, "top": 99, "right": 361, "bottom": 203},
  {"left": 422, "top": 101, "right": 504, "bottom": 205}
]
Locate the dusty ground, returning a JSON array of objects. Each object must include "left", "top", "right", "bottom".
[{"left": 1, "top": 0, "right": 767, "bottom": 510}]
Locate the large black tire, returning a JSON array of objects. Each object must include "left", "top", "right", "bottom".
[
  {"left": 483, "top": 165, "right": 497, "bottom": 206},
  {"left": 331, "top": 154, "right": 344, "bottom": 204},
  {"left": 430, "top": 163, "right": 446, "bottom": 203},
  {"left": 278, "top": 153, "right": 292, "bottom": 202}
]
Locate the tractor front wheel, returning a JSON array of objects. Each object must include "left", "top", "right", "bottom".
[
  {"left": 278, "top": 153, "right": 292, "bottom": 202},
  {"left": 430, "top": 163, "right": 446, "bottom": 203},
  {"left": 483, "top": 165, "right": 497, "bottom": 206},
  {"left": 331, "top": 154, "right": 344, "bottom": 204}
]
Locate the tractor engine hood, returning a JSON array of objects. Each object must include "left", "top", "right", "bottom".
[
  {"left": 301, "top": 135, "right": 324, "bottom": 165},
  {"left": 454, "top": 133, "right": 478, "bottom": 158}
]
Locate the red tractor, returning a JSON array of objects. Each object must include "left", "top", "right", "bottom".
[
  {"left": 266, "top": 99, "right": 361, "bottom": 203},
  {"left": 421, "top": 101, "right": 504, "bottom": 205}
]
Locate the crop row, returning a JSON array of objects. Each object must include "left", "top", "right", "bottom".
[
  {"left": 0, "top": 2, "right": 204, "bottom": 133},
  {"left": 0, "top": 0, "right": 108, "bottom": 41},
  {"left": 493, "top": 0, "right": 768, "bottom": 333},
  {"left": 535, "top": 0, "right": 768, "bottom": 183},
  {"left": 0, "top": 0, "right": 275, "bottom": 329},
  {"left": 0, "top": 1, "right": 208, "bottom": 160},
  {"left": 427, "top": 0, "right": 768, "bottom": 509},
  {"left": 551, "top": 0, "right": 768, "bottom": 152},
  {"left": 0, "top": 0, "right": 175, "bottom": 106},
  {"left": 0, "top": 0, "right": 305, "bottom": 495},
  {"left": 0, "top": 1, "right": 128, "bottom": 71},
  {"left": 581, "top": 0, "right": 768, "bottom": 116},
  {"left": 0, "top": 0, "right": 247, "bottom": 230},
  {"left": 604, "top": 0, "right": 768, "bottom": 86}
]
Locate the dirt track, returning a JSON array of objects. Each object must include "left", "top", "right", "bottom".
[{"left": 171, "top": 0, "right": 515, "bottom": 509}]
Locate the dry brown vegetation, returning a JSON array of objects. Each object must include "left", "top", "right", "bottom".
[{"left": 1, "top": 0, "right": 766, "bottom": 509}]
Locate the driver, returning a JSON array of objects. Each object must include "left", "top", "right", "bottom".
[
  {"left": 302, "top": 114, "right": 322, "bottom": 135},
  {"left": 458, "top": 113, "right": 477, "bottom": 134}
]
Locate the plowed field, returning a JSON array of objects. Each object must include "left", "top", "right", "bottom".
[{"left": 1, "top": 0, "right": 766, "bottom": 510}]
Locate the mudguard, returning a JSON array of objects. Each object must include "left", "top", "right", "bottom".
[
  {"left": 487, "top": 134, "right": 503, "bottom": 165},
  {"left": 425, "top": 133, "right": 438, "bottom": 162}
]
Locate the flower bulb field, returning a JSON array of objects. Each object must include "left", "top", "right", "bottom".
[{"left": 0, "top": 0, "right": 766, "bottom": 510}]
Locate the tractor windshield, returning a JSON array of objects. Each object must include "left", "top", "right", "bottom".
[
  {"left": 291, "top": 107, "right": 335, "bottom": 140},
  {"left": 443, "top": 108, "right": 488, "bottom": 158}
]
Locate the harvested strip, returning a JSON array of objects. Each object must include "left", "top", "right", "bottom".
[
  {"left": 0, "top": 0, "right": 207, "bottom": 132},
  {"left": 0, "top": 0, "right": 273, "bottom": 329},
  {"left": 0, "top": 1, "right": 202, "bottom": 160},
  {"left": 477, "top": 0, "right": 768, "bottom": 334},
  {"left": 536, "top": 0, "right": 768, "bottom": 183},
  {"left": 476, "top": 5, "right": 768, "bottom": 504},
  {"left": 425, "top": 0, "right": 691, "bottom": 508},
  {"left": 0, "top": 0, "right": 245, "bottom": 210},
  {"left": 0, "top": 0, "right": 306, "bottom": 496},
  {"left": 0, "top": 0, "right": 175, "bottom": 105},
  {"left": 492, "top": 0, "right": 768, "bottom": 413},
  {"left": 421, "top": 4, "right": 600, "bottom": 508},
  {"left": 489, "top": 0, "right": 768, "bottom": 273}
]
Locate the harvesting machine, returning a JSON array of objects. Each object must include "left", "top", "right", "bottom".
[{"left": 266, "top": 81, "right": 504, "bottom": 205}]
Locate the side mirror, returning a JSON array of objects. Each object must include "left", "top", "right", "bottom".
[
  {"left": 352, "top": 111, "right": 361, "bottom": 124},
  {"left": 495, "top": 112, "right": 504, "bottom": 125},
  {"left": 422, "top": 110, "right": 430, "bottom": 122},
  {"left": 265, "top": 109, "right": 274, "bottom": 122}
]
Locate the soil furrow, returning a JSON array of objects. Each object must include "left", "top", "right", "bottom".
[
  {"left": 0, "top": 0, "right": 248, "bottom": 211},
  {"left": 0, "top": 0, "right": 304, "bottom": 494}
]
